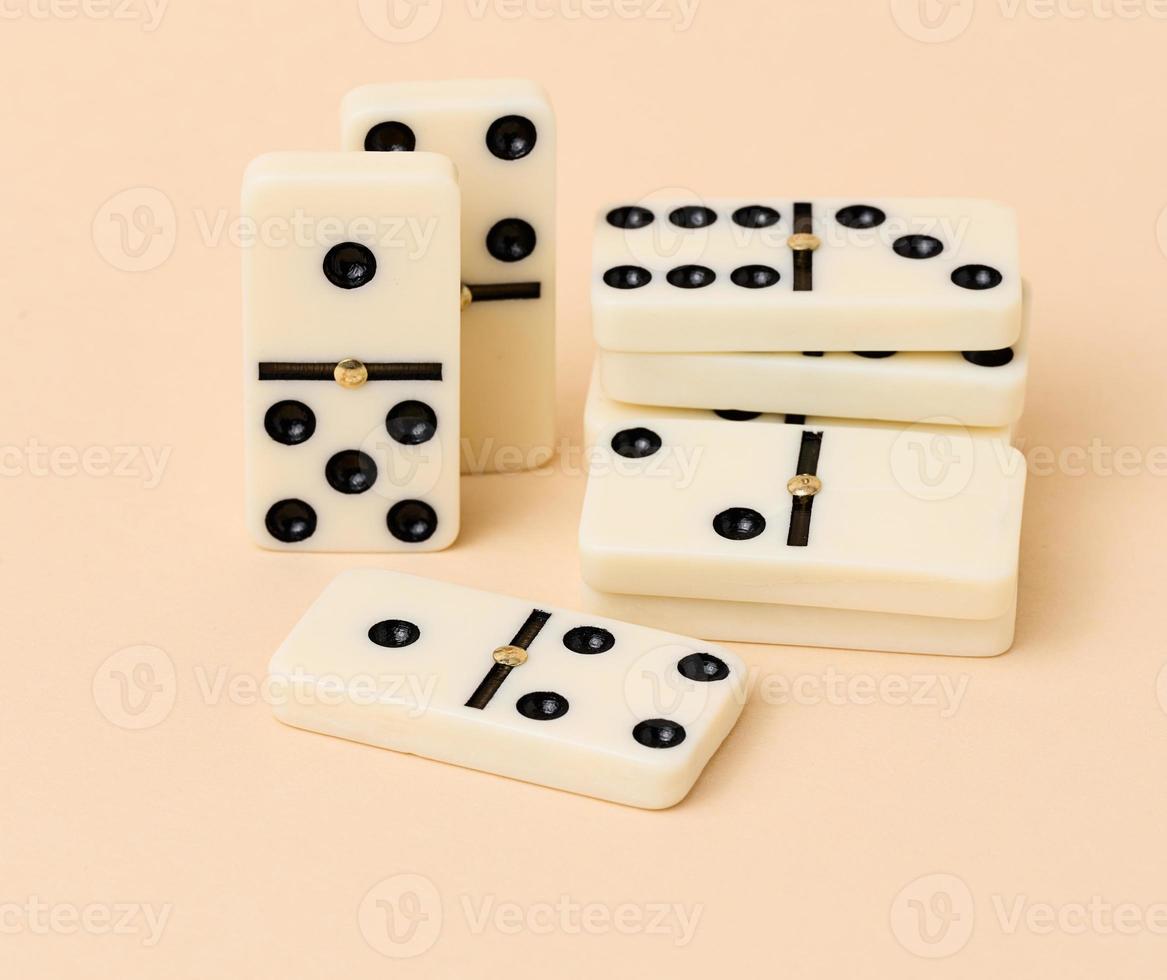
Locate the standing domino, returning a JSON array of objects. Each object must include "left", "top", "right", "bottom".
[
  {"left": 594, "top": 197, "right": 1021, "bottom": 352},
  {"left": 243, "top": 153, "right": 460, "bottom": 551},
  {"left": 268, "top": 571, "right": 746, "bottom": 809},
  {"left": 343, "top": 80, "right": 556, "bottom": 474}
]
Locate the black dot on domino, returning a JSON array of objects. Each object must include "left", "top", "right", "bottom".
[
  {"left": 611, "top": 427, "right": 661, "bottom": 459},
  {"left": 364, "top": 121, "right": 416, "bottom": 152},
  {"left": 323, "top": 242, "right": 376, "bottom": 289},
  {"left": 265, "top": 499, "right": 316, "bottom": 543},
  {"left": 836, "top": 204, "right": 887, "bottom": 229},
  {"left": 714, "top": 410, "right": 761, "bottom": 421},
  {"left": 731, "top": 265, "right": 780, "bottom": 288},
  {"left": 732, "top": 205, "right": 780, "bottom": 228},
  {"left": 677, "top": 652, "right": 730, "bottom": 682},
  {"left": 669, "top": 206, "right": 717, "bottom": 229},
  {"left": 368, "top": 619, "right": 421, "bottom": 648},
  {"left": 893, "top": 235, "right": 944, "bottom": 260},
  {"left": 325, "top": 450, "right": 377, "bottom": 495},
  {"left": 387, "top": 500, "right": 438, "bottom": 543},
  {"left": 264, "top": 400, "right": 315, "bottom": 445},
  {"left": 386, "top": 400, "right": 438, "bottom": 445},
  {"left": 952, "top": 264, "right": 1004, "bottom": 290},
  {"left": 713, "top": 507, "right": 766, "bottom": 541},
  {"left": 603, "top": 265, "right": 652, "bottom": 289},
  {"left": 667, "top": 265, "right": 715, "bottom": 289},
  {"left": 486, "top": 115, "right": 537, "bottom": 160},
  {"left": 563, "top": 626, "right": 616, "bottom": 655},
  {"left": 633, "top": 719, "right": 687, "bottom": 749},
  {"left": 962, "top": 348, "right": 1015, "bottom": 367},
  {"left": 854, "top": 351, "right": 897, "bottom": 359},
  {"left": 607, "top": 206, "right": 655, "bottom": 229},
  {"left": 485, "top": 218, "right": 537, "bottom": 262},
  {"left": 516, "top": 691, "right": 570, "bottom": 720}
]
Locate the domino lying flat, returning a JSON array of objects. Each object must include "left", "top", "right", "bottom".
[
  {"left": 582, "top": 362, "right": 1014, "bottom": 448},
  {"left": 579, "top": 416, "right": 1027, "bottom": 656},
  {"left": 243, "top": 153, "right": 460, "bottom": 551},
  {"left": 343, "top": 80, "right": 556, "bottom": 473},
  {"left": 593, "top": 197, "right": 1021, "bottom": 353},
  {"left": 596, "top": 299, "right": 1029, "bottom": 427},
  {"left": 268, "top": 570, "right": 746, "bottom": 809}
]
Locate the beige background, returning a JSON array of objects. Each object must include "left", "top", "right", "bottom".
[{"left": 3, "top": 0, "right": 1167, "bottom": 975}]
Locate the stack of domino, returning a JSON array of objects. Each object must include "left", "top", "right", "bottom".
[{"left": 579, "top": 199, "right": 1029, "bottom": 656}]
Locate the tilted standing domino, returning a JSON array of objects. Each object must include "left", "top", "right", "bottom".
[
  {"left": 342, "top": 79, "right": 556, "bottom": 474},
  {"left": 243, "top": 152, "right": 460, "bottom": 551},
  {"left": 268, "top": 571, "right": 746, "bottom": 809}
]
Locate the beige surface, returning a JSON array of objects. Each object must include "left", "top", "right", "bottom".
[{"left": 2, "top": 2, "right": 1166, "bottom": 977}]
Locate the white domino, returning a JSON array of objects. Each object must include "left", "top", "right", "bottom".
[
  {"left": 593, "top": 197, "right": 1021, "bottom": 353},
  {"left": 597, "top": 289, "right": 1030, "bottom": 428},
  {"left": 243, "top": 152, "right": 460, "bottom": 552},
  {"left": 343, "top": 79, "right": 556, "bottom": 474},
  {"left": 268, "top": 570, "right": 746, "bottom": 809},
  {"left": 583, "top": 362, "right": 1014, "bottom": 447},
  {"left": 579, "top": 416, "right": 1026, "bottom": 656}
]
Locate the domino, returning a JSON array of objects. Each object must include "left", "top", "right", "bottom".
[
  {"left": 582, "top": 362, "right": 1014, "bottom": 448},
  {"left": 343, "top": 80, "right": 556, "bottom": 474},
  {"left": 579, "top": 416, "right": 1026, "bottom": 656},
  {"left": 595, "top": 289, "right": 1030, "bottom": 428},
  {"left": 593, "top": 197, "right": 1021, "bottom": 353},
  {"left": 581, "top": 589, "right": 1018, "bottom": 659},
  {"left": 268, "top": 570, "right": 746, "bottom": 809},
  {"left": 243, "top": 152, "right": 460, "bottom": 552}
]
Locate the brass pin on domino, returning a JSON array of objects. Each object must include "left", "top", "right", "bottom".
[
  {"left": 787, "top": 232, "right": 821, "bottom": 252},
  {"left": 333, "top": 358, "right": 369, "bottom": 389},
  {"left": 787, "top": 473, "right": 822, "bottom": 498},
  {"left": 492, "top": 645, "right": 529, "bottom": 667}
]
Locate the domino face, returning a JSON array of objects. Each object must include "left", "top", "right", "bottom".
[
  {"left": 583, "top": 362, "right": 1014, "bottom": 447},
  {"left": 342, "top": 80, "right": 556, "bottom": 473},
  {"left": 268, "top": 571, "right": 746, "bottom": 809},
  {"left": 593, "top": 197, "right": 1021, "bottom": 353},
  {"left": 243, "top": 153, "right": 460, "bottom": 552},
  {"left": 579, "top": 416, "right": 1026, "bottom": 621}
]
